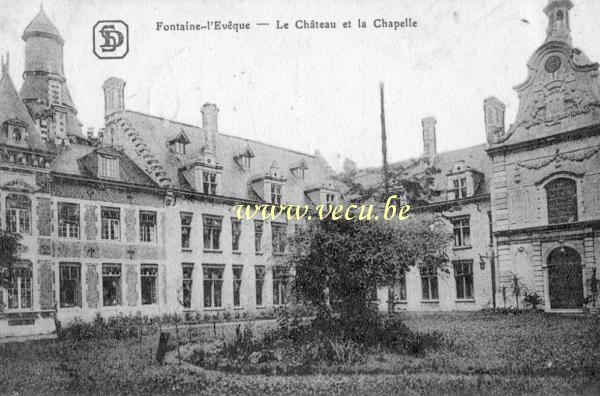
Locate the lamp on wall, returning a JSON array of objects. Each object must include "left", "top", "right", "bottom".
[{"left": 478, "top": 253, "right": 488, "bottom": 270}]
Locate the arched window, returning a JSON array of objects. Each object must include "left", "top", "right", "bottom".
[
  {"left": 545, "top": 178, "right": 577, "bottom": 224},
  {"left": 6, "top": 194, "right": 31, "bottom": 234}
]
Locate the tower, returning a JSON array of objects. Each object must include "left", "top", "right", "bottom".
[
  {"left": 544, "top": 0, "right": 573, "bottom": 45},
  {"left": 20, "top": 5, "right": 82, "bottom": 144}
]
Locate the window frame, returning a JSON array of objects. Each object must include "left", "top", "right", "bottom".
[
  {"left": 102, "top": 263, "right": 122, "bottom": 307},
  {"left": 6, "top": 194, "right": 31, "bottom": 235},
  {"left": 58, "top": 202, "right": 80, "bottom": 239},
  {"left": 203, "top": 215, "right": 222, "bottom": 251},
  {"left": 140, "top": 264, "right": 159, "bottom": 305},
  {"left": 454, "top": 260, "right": 474, "bottom": 300},
  {"left": 254, "top": 221, "right": 263, "bottom": 254},
  {"left": 203, "top": 265, "right": 224, "bottom": 309},
  {"left": 451, "top": 216, "right": 471, "bottom": 248},
  {"left": 271, "top": 222, "right": 287, "bottom": 255},
  {"left": 544, "top": 177, "right": 578, "bottom": 225},
  {"left": 98, "top": 155, "right": 119, "bottom": 179},
  {"left": 420, "top": 266, "right": 439, "bottom": 302},
  {"left": 233, "top": 265, "right": 243, "bottom": 308},
  {"left": 59, "top": 262, "right": 82, "bottom": 308},
  {"left": 139, "top": 210, "right": 157, "bottom": 244},
  {"left": 182, "top": 263, "right": 194, "bottom": 309},
  {"left": 101, "top": 206, "right": 121, "bottom": 241},
  {"left": 231, "top": 219, "right": 242, "bottom": 252},
  {"left": 7, "top": 266, "right": 32, "bottom": 311},
  {"left": 180, "top": 212, "right": 193, "bottom": 250},
  {"left": 270, "top": 183, "right": 283, "bottom": 205},
  {"left": 255, "top": 266, "right": 266, "bottom": 307},
  {"left": 272, "top": 266, "right": 289, "bottom": 306},
  {"left": 202, "top": 171, "right": 217, "bottom": 195},
  {"left": 451, "top": 177, "right": 468, "bottom": 200}
]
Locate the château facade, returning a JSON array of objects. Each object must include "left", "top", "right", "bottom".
[
  {"left": 2, "top": 0, "right": 600, "bottom": 338},
  {"left": 0, "top": 7, "right": 340, "bottom": 337}
]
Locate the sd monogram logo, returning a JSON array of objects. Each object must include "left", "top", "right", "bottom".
[{"left": 93, "top": 21, "right": 129, "bottom": 59}]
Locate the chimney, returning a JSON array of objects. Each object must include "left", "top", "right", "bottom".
[
  {"left": 484, "top": 96, "right": 506, "bottom": 144},
  {"left": 102, "top": 77, "right": 126, "bottom": 118},
  {"left": 201, "top": 103, "right": 219, "bottom": 154},
  {"left": 422, "top": 117, "right": 437, "bottom": 158}
]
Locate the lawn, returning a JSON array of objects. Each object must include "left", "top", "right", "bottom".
[{"left": 1, "top": 312, "right": 599, "bottom": 395}]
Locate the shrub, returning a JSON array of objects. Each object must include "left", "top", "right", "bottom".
[{"left": 524, "top": 292, "right": 544, "bottom": 310}]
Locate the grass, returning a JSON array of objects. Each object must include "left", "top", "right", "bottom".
[{"left": 1, "top": 312, "right": 599, "bottom": 395}]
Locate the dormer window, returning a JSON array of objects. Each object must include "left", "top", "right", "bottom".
[
  {"left": 290, "top": 159, "right": 308, "bottom": 179},
  {"left": 271, "top": 183, "right": 283, "bottom": 204},
  {"left": 168, "top": 130, "right": 190, "bottom": 155},
  {"left": 99, "top": 155, "right": 119, "bottom": 179},
  {"left": 325, "top": 193, "right": 335, "bottom": 206},
  {"left": 4, "top": 119, "right": 27, "bottom": 143},
  {"left": 203, "top": 171, "right": 217, "bottom": 195},
  {"left": 235, "top": 146, "right": 255, "bottom": 170},
  {"left": 292, "top": 167, "right": 305, "bottom": 179},
  {"left": 174, "top": 141, "right": 186, "bottom": 154},
  {"left": 451, "top": 178, "right": 467, "bottom": 200}
]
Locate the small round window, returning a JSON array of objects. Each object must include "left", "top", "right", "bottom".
[{"left": 545, "top": 55, "right": 562, "bottom": 73}]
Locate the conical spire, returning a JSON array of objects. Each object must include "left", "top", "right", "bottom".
[
  {"left": 544, "top": 0, "right": 574, "bottom": 45},
  {"left": 22, "top": 3, "right": 63, "bottom": 44}
]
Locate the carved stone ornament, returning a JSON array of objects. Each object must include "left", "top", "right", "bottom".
[{"left": 516, "top": 146, "right": 600, "bottom": 170}]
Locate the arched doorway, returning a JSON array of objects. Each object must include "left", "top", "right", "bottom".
[{"left": 547, "top": 247, "right": 584, "bottom": 309}]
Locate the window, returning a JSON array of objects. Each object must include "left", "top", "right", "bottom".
[
  {"left": 173, "top": 141, "right": 186, "bottom": 154},
  {"left": 6, "top": 194, "right": 31, "bottom": 234},
  {"left": 454, "top": 260, "right": 474, "bottom": 300},
  {"left": 231, "top": 219, "right": 242, "bottom": 252},
  {"left": 420, "top": 266, "right": 438, "bottom": 301},
  {"left": 58, "top": 202, "right": 80, "bottom": 238},
  {"left": 325, "top": 193, "right": 335, "bottom": 207},
  {"left": 99, "top": 155, "right": 119, "bottom": 179},
  {"left": 139, "top": 211, "right": 157, "bottom": 243},
  {"left": 233, "top": 266, "right": 243, "bottom": 307},
  {"left": 240, "top": 155, "right": 251, "bottom": 169},
  {"left": 7, "top": 266, "right": 32, "bottom": 309},
  {"left": 49, "top": 80, "right": 61, "bottom": 105},
  {"left": 59, "top": 263, "right": 81, "bottom": 308},
  {"left": 393, "top": 271, "right": 407, "bottom": 302},
  {"left": 254, "top": 221, "right": 263, "bottom": 253},
  {"left": 181, "top": 212, "right": 192, "bottom": 250},
  {"left": 273, "top": 266, "right": 289, "bottom": 305},
  {"left": 203, "top": 216, "right": 222, "bottom": 250},
  {"left": 451, "top": 178, "right": 468, "bottom": 200},
  {"left": 101, "top": 207, "right": 120, "bottom": 241},
  {"left": 546, "top": 178, "right": 578, "bottom": 224},
  {"left": 182, "top": 263, "right": 194, "bottom": 309},
  {"left": 292, "top": 167, "right": 304, "bottom": 179},
  {"left": 452, "top": 217, "right": 471, "bottom": 247},
  {"left": 141, "top": 264, "right": 158, "bottom": 305},
  {"left": 271, "top": 183, "right": 282, "bottom": 204},
  {"left": 255, "top": 266, "right": 265, "bottom": 306},
  {"left": 102, "top": 264, "right": 122, "bottom": 306},
  {"left": 272, "top": 223, "right": 287, "bottom": 254},
  {"left": 203, "top": 266, "right": 224, "bottom": 308},
  {"left": 203, "top": 171, "right": 217, "bottom": 195}
]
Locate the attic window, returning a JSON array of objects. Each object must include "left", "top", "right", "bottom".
[
  {"left": 99, "top": 155, "right": 119, "bottom": 179},
  {"left": 292, "top": 167, "right": 305, "bottom": 179},
  {"left": 173, "top": 141, "right": 186, "bottom": 155},
  {"left": 4, "top": 120, "right": 26, "bottom": 143},
  {"left": 240, "top": 155, "right": 251, "bottom": 168}
]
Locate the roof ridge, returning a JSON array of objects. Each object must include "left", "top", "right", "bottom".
[{"left": 123, "top": 109, "right": 318, "bottom": 159}]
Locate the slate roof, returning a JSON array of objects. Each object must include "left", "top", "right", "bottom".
[
  {"left": 0, "top": 71, "right": 48, "bottom": 152},
  {"left": 22, "top": 6, "right": 63, "bottom": 43},
  {"left": 117, "top": 110, "right": 339, "bottom": 201},
  {"left": 353, "top": 143, "right": 492, "bottom": 205}
]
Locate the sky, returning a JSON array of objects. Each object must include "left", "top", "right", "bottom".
[{"left": 1, "top": 0, "right": 600, "bottom": 170}]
